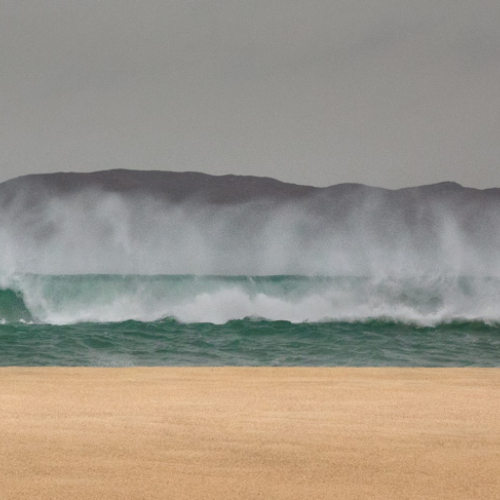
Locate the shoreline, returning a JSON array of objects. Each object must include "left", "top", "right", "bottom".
[{"left": 1, "top": 367, "right": 499, "bottom": 499}]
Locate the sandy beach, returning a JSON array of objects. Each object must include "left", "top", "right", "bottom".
[{"left": 1, "top": 368, "right": 499, "bottom": 499}]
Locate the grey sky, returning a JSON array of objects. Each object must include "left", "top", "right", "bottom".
[{"left": 1, "top": 0, "right": 499, "bottom": 188}]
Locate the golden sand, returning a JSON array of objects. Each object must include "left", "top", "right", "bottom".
[{"left": 1, "top": 368, "right": 499, "bottom": 499}]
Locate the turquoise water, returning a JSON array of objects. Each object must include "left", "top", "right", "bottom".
[
  {"left": 1, "top": 317, "right": 499, "bottom": 367},
  {"left": 0, "top": 274, "right": 499, "bottom": 366}
]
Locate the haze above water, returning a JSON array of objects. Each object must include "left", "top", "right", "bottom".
[{"left": 0, "top": 172, "right": 499, "bottom": 278}]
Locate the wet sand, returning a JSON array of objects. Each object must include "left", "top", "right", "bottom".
[{"left": 1, "top": 368, "right": 499, "bottom": 499}]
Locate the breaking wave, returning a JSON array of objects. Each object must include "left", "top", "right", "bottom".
[{"left": 3, "top": 274, "right": 500, "bottom": 326}]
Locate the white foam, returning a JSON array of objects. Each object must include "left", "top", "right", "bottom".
[{"left": 4, "top": 274, "right": 500, "bottom": 326}]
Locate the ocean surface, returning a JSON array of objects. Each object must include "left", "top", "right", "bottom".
[{"left": 1, "top": 273, "right": 499, "bottom": 366}]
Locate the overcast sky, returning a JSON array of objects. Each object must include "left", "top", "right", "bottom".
[{"left": 1, "top": 1, "right": 499, "bottom": 188}]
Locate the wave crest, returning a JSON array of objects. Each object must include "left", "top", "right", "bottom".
[{"left": 2, "top": 274, "right": 500, "bottom": 326}]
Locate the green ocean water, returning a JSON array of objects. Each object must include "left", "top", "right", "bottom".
[{"left": 0, "top": 274, "right": 499, "bottom": 366}]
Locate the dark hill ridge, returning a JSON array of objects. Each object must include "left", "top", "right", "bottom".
[
  {"left": 1, "top": 169, "right": 499, "bottom": 205},
  {"left": 0, "top": 170, "right": 317, "bottom": 206},
  {"left": 1, "top": 170, "right": 500, "bottom": 235}
]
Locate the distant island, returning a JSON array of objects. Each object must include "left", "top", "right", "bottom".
[
  {"left": 2, "top": 169, "right": 500, "bottom": 230},
  {"left": 1, "top": 168, "right": 500, "bottom": 207}
]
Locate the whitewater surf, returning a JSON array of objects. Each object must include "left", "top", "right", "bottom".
[{"left": 0, "top": 273, "right": 499, "bottom": 366}]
